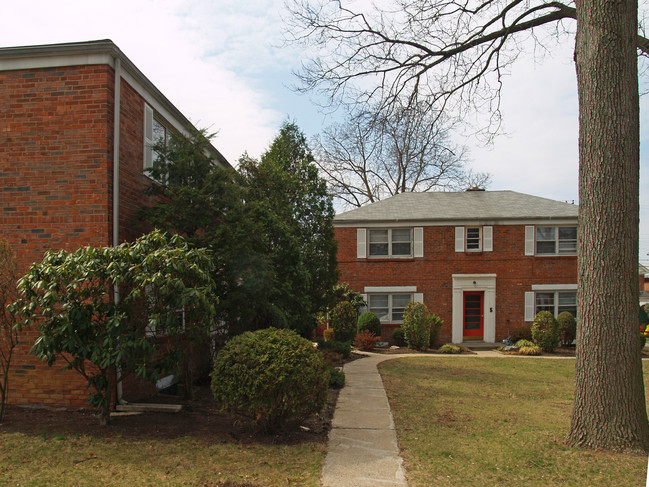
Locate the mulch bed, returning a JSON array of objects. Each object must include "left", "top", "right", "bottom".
[
  {"left": 368, "top": 346, "right": 477, "bottom": 355},
  {"left": 0, "top": 382, "right": 339, "bottom": 446},
  {"left": 0, "top": 350, "right": 374, "bottom": 444}
]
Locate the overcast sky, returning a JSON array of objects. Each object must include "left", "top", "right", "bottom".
[{"left": 2, "top": 0, "right": 649, "bottom": 259}]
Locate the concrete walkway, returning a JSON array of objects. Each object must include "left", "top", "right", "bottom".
[
  {"left": 320, "top": 349, "right": 576, "bottom": 487},
  {"left": 321, "top": 354, "right": 408, "bottom": 487}
]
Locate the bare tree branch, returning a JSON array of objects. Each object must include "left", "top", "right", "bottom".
[{"left": 311, "top": 102, "right": 489, "bottom": 209}]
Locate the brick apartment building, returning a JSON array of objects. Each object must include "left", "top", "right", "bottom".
[
  {"left": 333, "top": 190, "right": 578, "bottom": 344},
  {"left": 0, "top": 40, "right": 230, "bottom": 408}
]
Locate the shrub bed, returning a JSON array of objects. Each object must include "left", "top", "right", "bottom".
[
  {"left": 402, "top": 302, "right": 436, "bottom": 351},
  {"left": 392, "top": 327, "right": 406, "bottom": 347},
  {"left": 317, "top": 339, "right": 351, "bottom": 358},
  {"left": 211, "top": 328, "right": 329, "bottom": 432},
  {"left": 357, "top": 312, "right": 381, "bottom": 336},
  {"left": 531, "top": 311, "right": 560, "bottom": 352},
  {"left": 353, "top": 330, "right": 379, "bottom": 351}
]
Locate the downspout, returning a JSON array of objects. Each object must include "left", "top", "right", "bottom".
[{"left": 112, "top": 56, "right": 125, "bottom": 404}]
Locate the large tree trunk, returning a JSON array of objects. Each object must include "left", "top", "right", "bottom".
[{"left": 568, "top": 0, "right": 649, "bottom": 451}]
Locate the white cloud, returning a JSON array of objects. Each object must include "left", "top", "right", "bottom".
[
  {"left": 0, "top": 0, "right": 294, "bottom": 163},
  {"left": 464, "top": 43, "right": 579, "bottom": 204},
  {"left": 2, "top": 1, "right": 648, "bottom": 258}
]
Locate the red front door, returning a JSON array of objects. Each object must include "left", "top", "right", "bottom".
[{"left": 463, "top": 291, "right": 484, "bottom": 340}]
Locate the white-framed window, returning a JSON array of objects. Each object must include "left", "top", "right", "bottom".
[
  {"left": 535, "top": 226, "right": 577, "bottom": 255},
  {"left": 535, "top": 291, "right": 577, "bottom": 317},
  {"left": 455, "top": 226, "right": 493, "bottom": 252},
  {"left": 368, "top": 293, "right": 413, "bottom": 322},
  {"left": 368, "top": 229, "right": 412, "bottom": 258},
  {"left": 143, "top": 103, "right": 170, "bottom": 177},
  {"left": 466, "top": 227, "right": 482, "bottom": 251},
  {"left": 525, "top": 287, "right": 577, "bottom": 321}
]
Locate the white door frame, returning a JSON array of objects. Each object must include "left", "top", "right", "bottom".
[{"left": 452, "top": 274, "right": 497, "bottom": 343}]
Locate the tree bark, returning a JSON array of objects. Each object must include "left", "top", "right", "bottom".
[{"left": 568, "top": 0, "right": 649, "bottom": 451}]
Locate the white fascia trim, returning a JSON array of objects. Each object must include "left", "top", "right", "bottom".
[
  {"left": 0, "top": 53, "right": 114, "bottom": 71},
  {"left": 334, "top": 219, "right": 577, "bottom": 228},
  {"left": 532, "top": 284, "right": 578, "bottom": 291},
  {"left": 364, "top": 286, "right": 417, "bottom": 293},
  {"left": 0, "top": 51, "right": 188, "bottom": 134},
  {"left": 120, "top": 70, "right": 190, "bottom": 137},
  {"left": 1, "top": 52, "right": 188, "bottom": 136},
  {"left": 0, "top": 49, "right": 229, "bottom": 169}
]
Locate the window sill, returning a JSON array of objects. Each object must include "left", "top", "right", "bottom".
[
  {"left": 534, "top": 254, "right": 577, "bottom": 257},
  {"left": 365, "top": 257, "right": 415, "bottom": 262}
]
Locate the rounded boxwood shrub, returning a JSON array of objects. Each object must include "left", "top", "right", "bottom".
[
  {"left": 402, "top": 301, "right": 435, "bottom": 351},
  {"left": 392, "top": 327, "right": 406, "bottom": 347},
  {"left": 211, "top": 328, "right": 329, "bottom": 432},
  {"left": 531, "top": 311, "right": 560, "bottom": 352},
  {"left": 327, "top": 366, "right": 345, "bottom": 389},
  {"left": 557, "top": 311, "right": 576, "bottom": 346},
  {"left": 357, "top": 311, "right": 382, "bottom": 337},
  {"left": 330, "top": 300, "right": 357, "bottom": 342}
]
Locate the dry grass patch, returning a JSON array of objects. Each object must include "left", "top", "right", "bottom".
[
  {"left": 0, "top": 384, "right": 331, "bottom": 487},
  {"left": 0, "top": 431, "right": 324, "bottom": 486},
  {"left": 379, "top": 357, "right": 648, "bottom": 487}
]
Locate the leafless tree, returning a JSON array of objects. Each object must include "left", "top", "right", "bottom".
[
  {"left": 286, "top": 0, "right": 649, "bottom": 451},
  {"left": 312, "top": 102, "right": 490, "bottom": 208},
  {"left": 0, "top": 240, "right": 18, "bottom": 423}
]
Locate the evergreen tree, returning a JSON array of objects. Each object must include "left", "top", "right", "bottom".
[
  {"left": 139, "top": 129, "right": 273, "bottom": 339},
  {"left": 141, "top": 124, "right": 338, "bottom": 339},
  {"left": 239, "top": 122, "right": 339, "bottom": 336}
]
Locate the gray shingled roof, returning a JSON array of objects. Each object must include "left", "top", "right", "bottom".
[{"left": 334, "top": 191, "right": 578, "bottom": 224}]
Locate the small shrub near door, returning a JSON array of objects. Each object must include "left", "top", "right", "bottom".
[
  {"left": 438, "top": 344, "right": 471, "bottom": 354},
  {"left": 531, "top": 311, "right": 560, "bottom": 352},
  {"left": 211, "top": 328, "right": 329, "bottom": 432},
  {"left": 438, "top": 344, "right": 462, "bottom": 354},
  {"left": 509, "top": 326, "right": 533, "bottom": 343},
  {"left": 518, "top": 345, "right": 543, "bottom": 356},
  {"left": 402, "top": 301, "right": 434, "bottom": 351}
]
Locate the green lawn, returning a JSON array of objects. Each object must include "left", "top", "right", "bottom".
[
  {"left": 379, "top": 357, "right": 649, "bottom": 487},
  {"left": 0, "top": 430, "right": 324, "bottom": 486}
]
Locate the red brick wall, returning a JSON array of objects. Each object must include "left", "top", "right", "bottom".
[
  {"left": 335, "top": 225, "right": 577, "bottom": 343},
  {"left": 0, "top": 65, "right": 115, "bottom": 408},
  {"left": 116, "top": 78, "right": 155, "bottom": 244},
  {"left": 0, "top": 63, "right": 156, "bottom": 408}
]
